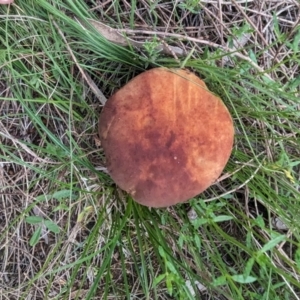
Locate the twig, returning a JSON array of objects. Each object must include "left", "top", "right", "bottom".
[{"left": 204, "top": 162, "right": 262, "bottom": 202}]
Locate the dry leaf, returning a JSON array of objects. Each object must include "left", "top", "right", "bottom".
[
  {"left": 79, "top": 18, "right": 184, "bottom": 57},
  {"left": 87, "top": 20, "right": 128, "bottom": 46}
]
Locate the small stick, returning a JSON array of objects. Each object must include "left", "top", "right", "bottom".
[{"left": 204, "top": 162, "right": 262, "bottom": 202}]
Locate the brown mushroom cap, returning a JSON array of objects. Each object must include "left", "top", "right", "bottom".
[{"left": 99, "top": 68, "right": 234, "bottom": 207}]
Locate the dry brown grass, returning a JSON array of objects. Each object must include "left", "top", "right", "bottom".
[{"left": 1, "top": 0, "right": 300, "bottom": 299}]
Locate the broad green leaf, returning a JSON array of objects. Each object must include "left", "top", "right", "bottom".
[
  {"left": 244, "top": 258, "right": 255, "bottom": 277},
  {"left": 53, "top": 204, "right": 70, "bottom": 212},
  {"left": 259, "top": 235, "right": 286, "bottom": 254},
  {"left": 249, "top": 49, "right": 257, "bottom": 64},
  {"left": 191, "top": 218, "right": 208, "bottom": 228},
  {"left": 213, "top": 275, "right": 227, "bottom": 286},
  {"left": 29, "top": 226, "right": 42, "bottom": 246},
  {"left": 35, "top": 190, "right": 77, "bottom": 202},
  {"left": 153, "top": 274, "right": 166, "bottom": 287},
  {"left": 166, "top": 274, "right": 173, "bottom": 295},
  {"left": 212, "top": 215, "right": 233, "bottom": 222},
  {"left": 194, "top": 234, "right": 201, "bottom": 251},
  {"left": 166, "top": 261, "right": 177, "bottom": 273},
  {"left": 52, "top": 189, "right": 75, "bottom": 200},
  {"left": 178, "top": 234, "right": 184, "bottom": 248},
  {"left": 158, "top": 246, "right": 166, "bottom": 259},
  {"left": 26, "top": 216, "right": 43, "bottom": 224},
  {"left": 231, "top": 274, "right": 257, "bottom": 284},
  {"left": 35, "top": 194, "right": 50, "bottom": 202},
  {"left": 44, "top": 220, "right": 60, "bottom": 233},
  {"left": 254, "top": 215, "right": 265, "bottom": 228}
]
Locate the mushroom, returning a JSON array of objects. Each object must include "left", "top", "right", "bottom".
[{"left": 98, "top": 68, "right": 234, "bottom": 207}]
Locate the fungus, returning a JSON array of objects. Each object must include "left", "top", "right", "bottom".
[{"left": 98, "top": 68, "right": 234, "bottom": 207}]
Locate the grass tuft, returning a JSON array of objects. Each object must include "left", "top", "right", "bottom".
[{"left": 1, "top": 0, "right": 300, "bottom": 299}]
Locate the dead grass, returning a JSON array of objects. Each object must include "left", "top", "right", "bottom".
[{"left": 1, "top": 0, "right": 300, "bottom": 299}]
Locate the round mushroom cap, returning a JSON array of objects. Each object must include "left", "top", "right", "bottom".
[{"left": 99, "top": 68, "right": 234, "bottom": 207}]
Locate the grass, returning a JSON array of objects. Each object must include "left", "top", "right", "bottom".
[{"left": 0, "top": 0, "right": 300, "bottom": 299}]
